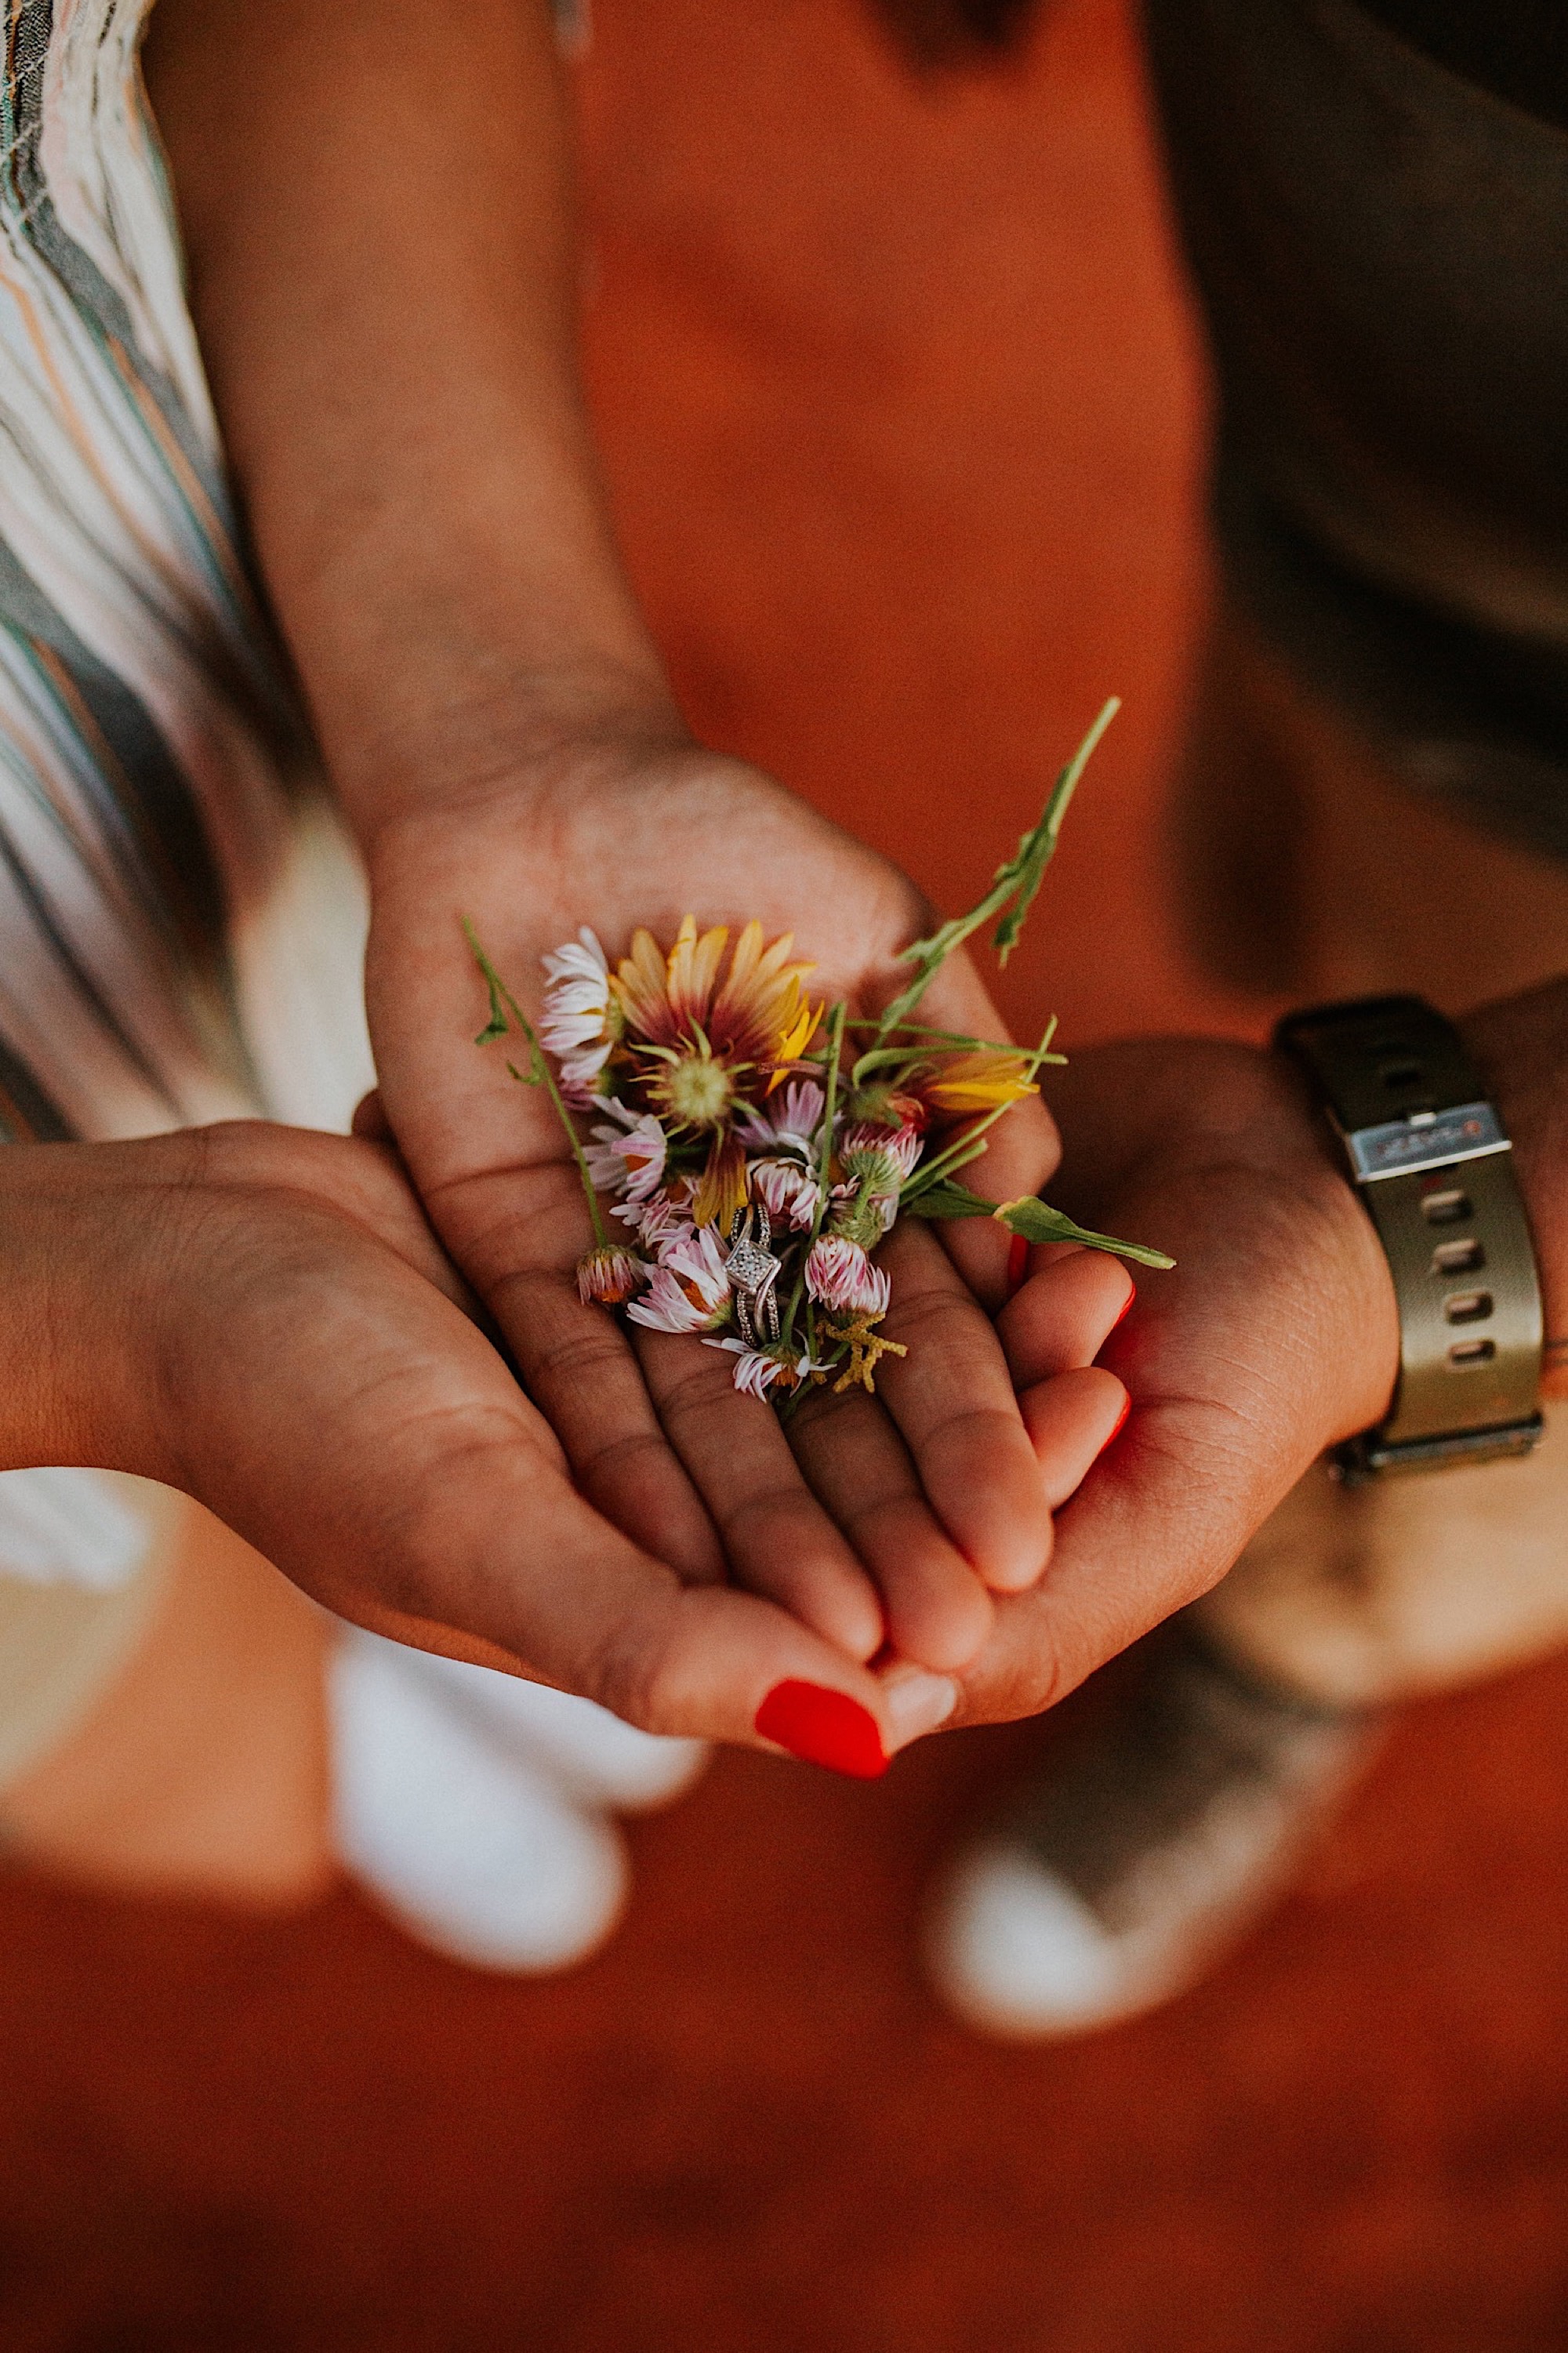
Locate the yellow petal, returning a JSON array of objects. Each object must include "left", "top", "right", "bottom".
[
  {"left": 667, "top": 916, "right": 728, "bottom": 1032},
  {"left": 612, "top": 927, "right": 674, "bottom": 1038},
  {"left": 692, "top": 1133, "right": 750, "bottom": 1229}
]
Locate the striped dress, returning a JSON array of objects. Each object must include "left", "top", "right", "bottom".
[
  {"left": 0, "top": 0, "right": 370, "bottom": 1627},
  {"left": 0, "top": 0, "right": 367, "bottom": 1153}
]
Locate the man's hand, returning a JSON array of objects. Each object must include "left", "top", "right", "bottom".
[{"left": 935, "top": 1035, "right": 1405, "bottom": 1721}]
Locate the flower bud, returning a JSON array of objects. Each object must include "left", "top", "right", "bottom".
[{"left": 576, "top": 1244, "right": 648, "bottom": 1306}]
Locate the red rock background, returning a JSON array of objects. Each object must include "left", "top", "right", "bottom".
[{"left": 5, "top": 1, "right": 1568, "bottom": 2343}]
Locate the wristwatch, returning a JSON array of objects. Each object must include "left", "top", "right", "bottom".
[{"left": 1275, "top": 995, "right": 1544, "bottom": 1482}]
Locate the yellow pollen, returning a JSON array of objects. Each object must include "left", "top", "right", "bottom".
[{"left": 661, "top": 1052, "right": 734, "bottom": 1127}]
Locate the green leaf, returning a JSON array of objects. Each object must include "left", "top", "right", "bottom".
[
  {"left": 904, "top": 1178, "right": 999, "bottom": 1221},
  {"left": 993, "top": 1194, "right": 1174, "bottom": 1270},
  {"left": 991, "top": 696, "right": 1120, "bottom": 962},
  {"left": 474, "top": 962, "right": 510, "bottom": 1046}
]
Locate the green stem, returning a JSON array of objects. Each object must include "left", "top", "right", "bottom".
[
  {"left": 782, "top": 997, "right": 847, "bottom": 1358},
  {"left": 874, "top": 697, "right": 1119, "bottom": 1040},
  {"left": 849, "top": 1019, "right": 1061, "bottom": 1045},
  {"left": 463, "top": 919, "right": 611, "bottom": 1251}
]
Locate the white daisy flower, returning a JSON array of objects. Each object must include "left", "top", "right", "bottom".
[{"left": 626, "top": 1227, "right": 732, "bottom": 1334}]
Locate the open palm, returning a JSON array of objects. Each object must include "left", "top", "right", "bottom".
[{"left": 361, "top": 741, "right": 1127, "bottom": 1684}]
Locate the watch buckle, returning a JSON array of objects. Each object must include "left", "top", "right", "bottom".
[{"left": 1331, "top": 1414, "right": 1545, "bottom": 1486}]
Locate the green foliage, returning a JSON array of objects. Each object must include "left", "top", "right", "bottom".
[
  {"left": 874, "top": 697, "right": 1120, "bottom": 1038},
  {"left": 463, "top": 917, "right": 610, "bottom": 1247},
  {"left": 993, "top": 1193, "right": 1175, "bottom": 1270},
  {"left": 906, "top": 1178, "right": 1173, "bottom": 1268}
]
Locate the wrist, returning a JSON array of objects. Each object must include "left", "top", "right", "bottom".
[
  {"left": 253, "top": 439, "right": 687, "bottom": 852},
  {"left": 329, "top": 632, "right": 690, "bottom": 860},
  {"left": 0, "top": 1145, "right": 155, "bottom": 1476}
]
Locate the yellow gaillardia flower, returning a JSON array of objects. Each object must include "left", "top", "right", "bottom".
[
  {"left": 612, "top": 916, "right": 822, "bottom": 1223},
  {"left": 916, "top": 1049, "right": 1040, "bottom": 1117}
]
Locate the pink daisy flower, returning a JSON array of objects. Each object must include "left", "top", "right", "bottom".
[
  {"left": 748, "top": 1155, "right": 822, "bottom": 1232},
  {"left": 626, "top": 1227, "right": 732, "bottom": 1334},
  {"left": 805, "top": 1236, "right": 891, "bottom": 1318},
  {"left": 585, "top": 1111, "right": 668, "bottom": 1203}
]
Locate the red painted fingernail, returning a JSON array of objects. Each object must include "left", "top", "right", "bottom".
[
  {"left": 1112, "top": 1276, "right": 1137, "bottom": 1330},
  {"left": 755, "top": 1681, "right": 887, "bottom": 1779},
  {"left": 1006, "top": 1232, "right": 1030, "bottom": 1298},
  {"left": 1098, "top": 1392, "right": 1132, "bottom": 1456}
]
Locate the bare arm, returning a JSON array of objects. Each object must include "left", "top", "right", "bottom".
[
  {"left": 140, "top": 0, "right": 1116, "bottom": 1698},
  {"left": 143, "top": 0, "right": 676, "bottom": 801}
]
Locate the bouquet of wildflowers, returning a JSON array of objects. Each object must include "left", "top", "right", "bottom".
[{"left": 468, "top": 702, "right": 1170, "bottom": 1407}]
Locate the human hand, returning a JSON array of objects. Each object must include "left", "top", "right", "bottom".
[
  {"left": 925, "top": 1035, "right": 1404, "bottom": 1723},
  {"left": 140, "top": 0, "right": 1131, "bottom": 1707},
  {"left": 0, "top": 1119, "right": 986, "bottom": 1756},
  {"left": 358, "top": 718, "right": 1127, "bottom": 1679}
]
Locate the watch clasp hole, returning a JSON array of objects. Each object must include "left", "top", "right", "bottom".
[
  {"left": 1432, "top": 1237, "right": 1485, "bottom": 1275},
  {"left": 1448, "top": 1337, "right": 1497, "bottom": 1368},
  {"left": 1443, "top": 1290, "right": 1493, "bottom": 1327},
  {"left": 1421, "top": 1186, "right": 1472, "bottom": 1226}
]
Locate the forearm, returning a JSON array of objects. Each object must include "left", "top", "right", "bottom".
[{"left": 142, "top": 0, "right": 681, "bottom": 838}]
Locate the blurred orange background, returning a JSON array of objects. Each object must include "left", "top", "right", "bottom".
[{"left": 5, "top": 2, "right": 1568, "bottom": 2345}]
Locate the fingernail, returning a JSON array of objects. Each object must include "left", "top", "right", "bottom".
[
  {"left": 1006, "top": 1232, "right": 1030, "bottom": 1298},
  {"left": 1098, "top": 1392, "right": 1131, "bottom": 1455},
  {"left": 755, "top": 1680, "right": 887, "bottom": 1778},
  {"left": 1112, "top": 1276, "right": 1137, "bottom": 1330},
  {"left": 881, "top": 1669, "right": 960, "bottom": 1750}
]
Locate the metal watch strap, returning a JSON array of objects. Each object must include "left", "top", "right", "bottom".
[{"left": 1275, "top": 995, "right": 1544, "bottom": 1480}]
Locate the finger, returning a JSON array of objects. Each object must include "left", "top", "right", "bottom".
[
  {"left": 876, "top": 1656, "right": 964, "bottom": 1754},
  {"left": 441, "top": 1158, "right": 728, "bottom": 1582},
  {"left": 872, "top": 1215, "right": 1054, "bottom": 1594},
  {"left": 634, "top": 1327, "right": 887, "bottom": 1662},
  {"left": 178, "top": 1200, "right": 910, "bottom": 1765},
  {"left": 916, "top": 951, "right": 1062, "bottom": 1311},
  {"left": 786, "top": 1378, "right": 996, "bottom": 1672},
  {"left": 1018, "top": 1365, "right": 1130, "bottom": 1502},
  {"left": 350, "top": 1088, "right": 394, "bottom": 1142},
  {"left": 999, "top": 1247, "right": 1136, "bottom": 1385},
  {"left": 935, "top": 1387, "right": 1287, "bottom": 1728}
]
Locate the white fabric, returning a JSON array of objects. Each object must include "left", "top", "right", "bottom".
[
  {"left": 329, "top": 1628, "right": 629, "bottom": 1974},
  {"left": 0, "top": 1462, "right": 149, "bottom": 1590}
]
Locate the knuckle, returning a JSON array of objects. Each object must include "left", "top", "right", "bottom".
[
  {"left": 573, "top": 1424, "right": 670, "bottom": 1494},
  {"left": 645, "top": 1357, "right": 734, "bottom": 1429},
  {"left": 589, "top": 1616, "right": 688, "bottom": 1737},
  {"left": 717, "top": 1482, "right": 826, "bottom": 1554},
  {"left": 524, "top": 1316, "right": 631, "bottom": 1395}
]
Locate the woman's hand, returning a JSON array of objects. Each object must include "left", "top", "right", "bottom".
[
  {"left": 358, "top": 722, "right": 1119, "bottom": 1678},
  {"left": 2, "top": 1120, "right": 964, "bottom": 1753}
]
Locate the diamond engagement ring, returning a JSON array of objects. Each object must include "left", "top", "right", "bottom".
[{"left": 724, "top": 1202, "right": 783, "bottom": 1347}]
